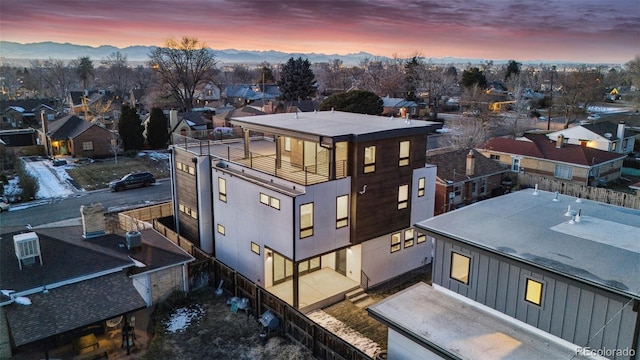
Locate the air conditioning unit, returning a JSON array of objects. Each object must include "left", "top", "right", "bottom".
[{"left": 126, "top": 230, "right": 142, "bottom": 250}]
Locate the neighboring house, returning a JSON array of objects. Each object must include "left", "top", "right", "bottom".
[
  {"left": 405, "top": 189, "right": 640, "bottom": 360},
  {"left": 381, "top": 96, "right": 419, "bottom": 118},
  {"left": 1, "top": 100, "right": 56, "bottom": 129},
  {"left": 43, "top": 115, "right": 114, "bottom": 158},
  {"left": 168, "top": 110, "right": 214, "bottom": 138},
  {"left": 194, "top": 82, "right": 222, "bottom": 108},
  {"left": 222, "top": 85, "right": 277, "bottom": 106},
  {"left": 547, "top": 121, "right": 636, "bottom": 154},
  {"left": 476, "top": 133, "right": 627, "bottom": 186},
  {"left": 0, "top": 203, "right": 193, "bottom": 358},
  {"left": 0, "top": 128, "right": 38, "bottom": 147},
  {"left": 170, "top": 111, "right": 441, "bottom": 310},
  {"left": 67, "top": 90, "right": 120, "bottom": 124},
  {"left": 426, "top": 149, "right": 509, "bottom": 214}
]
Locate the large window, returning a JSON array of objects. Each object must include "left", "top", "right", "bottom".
[
  {"left": 404, "top": 229, "right": 414, "bottom": 248},
  {"left": 398, "top": 184, "right": 409, "bottom": 209},
  {"left": 391, "top": 233, "right": 401, "bottom": 253},
  {"left": 480, "top": 178, "right": 487, "bottom": 194},
  {"left": 364, "top": 146, "right": 376, "bottom": 173},
  {"left": 336, "top": 195, "right": 349, "bottom": 228},
  {"left": 399, "top": 141, "right": 410, "bottom": 166},
  {"left": 450, "top": 252, "right": 471, "bottom": 284},
  {"left": 218, "top": 177, "right": 227, "bottom": 202},
  {"left": 554, "top": 164, "right": 573, "bottom": 180},
  {"left": 300, "top": 203, "right": 314, "bottom": 238},
  {"left": 453, "top": 184, "right": 461, "bottom": 197},
  {"left": 418, "top": 177, "right": 425, "bottom": 197},
  {"left": 82, "top": 141, "right": 94, "bottom": 151},
  {"left": 525, "top": 278, "right": 544, "bottom": 306}
]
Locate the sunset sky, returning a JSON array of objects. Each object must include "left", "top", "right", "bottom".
[{"left": 1, "top": 0, "right": 639, "bottom": 64}]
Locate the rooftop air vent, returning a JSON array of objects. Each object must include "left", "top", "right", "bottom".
[
  {"left": 14, "top": 232, "right": 43, "bottom": 270},
  {"left": 125, "top": 230, "right": 142, "bottom": 250}
]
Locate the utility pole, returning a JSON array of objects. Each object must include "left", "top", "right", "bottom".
[{"left": 547, "top": 65, "right": 556, "bottom": 131}]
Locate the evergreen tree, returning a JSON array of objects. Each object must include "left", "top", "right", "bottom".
[
  {"left": 318, "top": 90, "right": 383, "bottom": 115},
  {"left": 404, "top": 56, "right": 421, "bottom": 101},
  {"left": 461, "top": 67, "right": 488, "bottom": 90},
  {"left": 504, "top": 60, "right": 521, "bottom": 81},
  {"left": 118, "top": 104, "right": 144, "bottom": 151},
  {"left": 146, "top": 107, "right": 170, "bottom": 149},
  {"left": 277, "top": 57, "right": 317, "bottom": 101}
]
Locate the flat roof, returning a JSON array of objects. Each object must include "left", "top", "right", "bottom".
[
  {"left": 415, "top": 189, "right": 640, "bottom": 299},
  {"left": 230, "top": 110, "right": 441, "bottom": 140},
  {"left": 368, "top": 283, "right": 590, "bottom": 359}
]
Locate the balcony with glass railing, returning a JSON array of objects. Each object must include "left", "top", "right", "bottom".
[{"left": 172, "top": 133, "right": 347, "bottom": 186}]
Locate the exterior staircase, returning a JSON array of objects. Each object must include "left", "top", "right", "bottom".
[{"left": 345, "top": 287, "right": 375, "bottom": 308}]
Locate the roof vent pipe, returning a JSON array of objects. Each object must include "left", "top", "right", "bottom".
[
  {"left": 552, "top": 191, "right": 560, "bottom": 201},
  {"left": 532, "top": 184, "right": 539, "bottom": 195}
]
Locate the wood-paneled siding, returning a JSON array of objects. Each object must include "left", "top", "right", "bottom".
[
  {"left": 432, "top": 236, "right": 638, "bottom": 357},
  {"left": 349, "top": 135, "right": 427, "bottom": 244},
  {"left": 174, "top": 150, "right": 201, "bottom": 247}
]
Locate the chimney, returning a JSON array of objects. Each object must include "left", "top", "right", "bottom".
[
  {"left": 169, "top": 109, "right": 179, "bottom": 130},
  {"left": 617, "top": 121, "right": 625, "bottom": 152},
  {"left": 81, "top": 202, "right": 106, "bottom": 239},
  {"left": 556, "top": 134, "right": 564, "bottom": 148},
  {"left": 466, "top": 150, "right": 475, "bottom": 177}
]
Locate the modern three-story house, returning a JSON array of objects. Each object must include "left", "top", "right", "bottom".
[{"left": 170, "top": 110, "right": 441, "bottom": 310}]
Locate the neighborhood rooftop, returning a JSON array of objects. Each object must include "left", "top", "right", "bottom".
[{"left": 415, "top": 189, "right": 640, "bottom": 299}]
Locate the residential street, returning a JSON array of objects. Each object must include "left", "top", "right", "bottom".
[{"left": 0, "top": 180, "right": 172, "bottom": 234}]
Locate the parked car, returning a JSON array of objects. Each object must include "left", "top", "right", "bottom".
[
  {"left": 52, "top": 158, "right": 67, "bottom": 167},
  {"left": 74, "top": 157, "right": 94, "bottom": 164},
  {"left": 109, "top": 172, "right": 156, "bottom": 192},
  {"left": 0, "top": 201, "right": 9, "bottom": 212}
]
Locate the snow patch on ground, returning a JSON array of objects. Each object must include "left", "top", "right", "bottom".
[
  {"left": 22, "top": 159, "right": 78, "bottom": 199},
  {"left": 164, "top": 304, "right": 205, "bottom": 333},
  {"left": 307, "top": 310, "right": 382, "bottom": 358}
]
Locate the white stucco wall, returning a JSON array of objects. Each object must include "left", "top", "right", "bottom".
[
  {"left": 294, "top": 178, "right": 352, "bottom": 259},
  {"left": 411, "top": 165, "right": 437, "bottom": 225},
  {"left": 360, "top": 231, "right": 432, "bottom": 287},
  {"left": 212, "top": 168, "right": 294, "bottom": 285}
]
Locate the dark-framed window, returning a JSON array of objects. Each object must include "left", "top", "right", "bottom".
[{"left": 300, "top": 203, "right": 314, "bottom": 238}]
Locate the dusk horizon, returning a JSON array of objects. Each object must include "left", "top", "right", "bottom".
[{"left": 1, "top": 0, "right": 639, "bottom": 64}]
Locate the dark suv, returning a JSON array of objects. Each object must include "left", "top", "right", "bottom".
[{"left": 109, "top": 172, "right": 156, "bottom": 192}]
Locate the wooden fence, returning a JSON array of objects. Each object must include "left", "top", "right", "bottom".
[
  {"left": 518, "top": 173, "right": 640, "bottom": 210},
  {"left": 120, "top": 203, "right": 375, "bottom": 359},
  {"left": 212, "top": 261, "right": 372, "bottom": 360},
  {"left": 117, "top": 202, "right": 174, "bottom": 232}
]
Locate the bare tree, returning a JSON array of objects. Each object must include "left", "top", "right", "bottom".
[
  {"left": 558, "top": 66, "right": 605, "bottom": 128},
  {"left": 29, "top": 59, "right": 75, "bottom": 111},
  {"left": 447, "top": 115, "right": 491, "bottom": 150},
  {"left": 101, "top": 51, "right": 131, "bottom": 99},
  {"left": 148, "top": 37, "right": 217, "bottom": 111}
]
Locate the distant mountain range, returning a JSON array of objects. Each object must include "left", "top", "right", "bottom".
[{"left": 0, "top": 41, "right": 495, "bottom": 66}]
